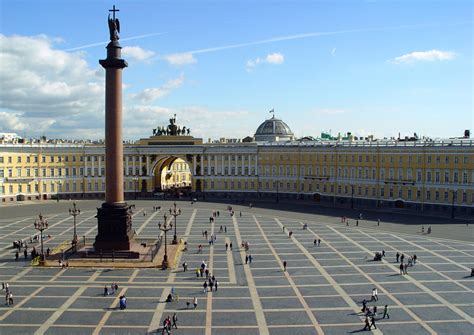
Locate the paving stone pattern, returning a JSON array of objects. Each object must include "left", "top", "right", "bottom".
[{"left": 0, "top": 203, "right": 473, "bottom": 334}]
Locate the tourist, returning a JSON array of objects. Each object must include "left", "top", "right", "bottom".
[
  {"left": 363, "top": 316, "right": 371, "bottom": 330},
  {"left": 24, "top": 249, "right": 28, "bottom": 260},
  {"left": 313, "top": 239, "right": 317, "bottom": 246},
  {"left": 162, "top": 317, "right": 171, "bottom": 334},
  {"left": 356, "top": 220, "right": 359, "bottom": 227},
  {"left": 214, "top": 280, "right": 218, "bottom": 291},
  {"left": 318, "top": 239, "right": 321, "bottom": 246},
  {"left": 104, "top": 285, "right": 109, "bottom": 296},
  {"left": 399, "top": 262, "right": 404, "bottom": 275},
  {"left": 15, "top": 251, "right": 18, "bottom": 261},
  {"left": 361, "top": 299, "right": 367, "bottom": 313},
  {"left": 225, "top": 243, "right": 228, "bottom": 251},
  {"left": 283, "top": 260, "right": 287, "bottom": 272},
  {"left": 119, "top": 295, "right": 127, "bottom": 310},
  {"left": 370, "top": 316, "right": 377, "bottom": 329},
  {"left": 249, "top": 254, "right": 253, "bottom": 264},
  {"left": 229, "top": 242, "right": 232, "bottom": 250},
  {"left": 245, "top": 255, "right": 249, "bottom": 264},
  {"left": 427, "top": 226, "right": 432, "bottom": 234},
  {"left": 193, "top": 297, "right": 198, "bottom": 309},
  {"left": 377, "top": 218, "right": 380, "bottom": 226},
  {"left": 413, "top": 254, "right": 417, "bottom": 264},
  {"left": 396, "top": 252, "right": 400, "bottom": 263},
  {"left": 7, "top": 292, "right": 13, "bottom": 306},
  {"left": 404, "top": 263, "right": 408, "bottom": 275},
  {"left": 400, "top": 254, "right": 405, "bottom": 263},
  {"left": 224, "top": 226, "right": 227, "bottom": 233},
  {"left": 172, "top": 313, "right": 178, "bottom": 329},
  {"left": 203, "top": 281, "right": 208, "bottom": 293},
  {"left": 372, "top": 288, "right": 378, "bottom": 301},
  {"left": 383, "top": 304, "right": 390, "bottom": 319},
  {"left": 183, "top": 262, "right": 188, "bottom": 272}
]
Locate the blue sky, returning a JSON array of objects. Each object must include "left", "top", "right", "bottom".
[{"left": 0, "top": 0, "right": 472, "bottom": 140}]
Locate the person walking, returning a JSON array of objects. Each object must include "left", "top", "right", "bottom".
[
  {"left": 172, "top": 313, "right": 178, "bottom": 329},
  {"left": 413, "top": 254, "right": 417, "bottom": 264},
  {"left": 363, "top": 316, "right": 371, "bottom": 330},
  {"left": 245, "top": 255, "right": 249, "bottom": 264},
  {"left": 313, "top": 239, "right": 317, "bottom": 246},
  {"left": 318, "top": 239, "right": 321, "bottom": 246},
  {"left": 372, "top": 288, "right": 378, "bottom": 301},
  {"left": 383, "top": 304, "right": 390, "bottom": 319},
  {"left": 396, "top": 252, "right": 400, "bottom": 263},
  {"left": 229, "top": 242, "right": 232, "bottom": 250},
  {"left": 404, "top": 263, "right": 408, "bottom": 275},
  {"left": 104, "top": 285, "right": 109, "bottom": 296},
  {"left": 370, "top": 316, "right": 377, "bottom": 329},
  {"left": 283, "top": 261, "right": 287, "bottom": 272},
  {"left": 377, "top": 218, "right": 380, "bottom": 226},
  {"left": 214, "top": 280, "right": 218, "bottom": 291},
  {"left": 400, "top": 254, "right": 405, "bottom": 263},
  {"left": 399, "top": 262, "right": 404, "bottom": 275},
  {"left": 225, "top": 243, "right": 228, "bottom": 251},
  {"left": 249, "top": 254, "right": 253, "bottom": 264},
  {"left": 203, "top": 281, "right": 208, "bottom": 293},
  {"left": 193, "top": 297, "right": 198, "bottom": 309}
]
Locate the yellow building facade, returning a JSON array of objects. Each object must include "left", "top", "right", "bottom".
[{"left": 1, "top": 118, "right": 473, "bottom": 216}]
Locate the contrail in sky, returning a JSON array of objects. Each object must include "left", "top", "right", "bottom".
[
  {"left": 64, "top": 32, "right": 168, "bottom": 51},
  {"left": 168, "top": 21, "right": 472, "bottom": 56}
]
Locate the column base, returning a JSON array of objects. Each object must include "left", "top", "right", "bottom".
[{"left": 94, "top": 202, "right": 135, "bottom": 251}]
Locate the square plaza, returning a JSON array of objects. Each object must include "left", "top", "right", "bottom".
[{"left": 0, "top": 200, "right": 473, "bottom": 334}]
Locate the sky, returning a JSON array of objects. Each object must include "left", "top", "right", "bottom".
[{"left": 0, "top": 0, "right": 472, "bottom": 141}]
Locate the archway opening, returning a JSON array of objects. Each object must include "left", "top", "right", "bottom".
[{"left": 153, "top": 156, "right": 192, "bottom": 197}]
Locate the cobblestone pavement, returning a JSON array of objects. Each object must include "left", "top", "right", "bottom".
[{"left": 0, "top": 201, "right": 473, "bottom": 334}]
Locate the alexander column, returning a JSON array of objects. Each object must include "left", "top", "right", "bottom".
[{"left": 94, "top": 6, "right": 134, "bottom": 251}]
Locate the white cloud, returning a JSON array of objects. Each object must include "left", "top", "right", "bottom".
[
  {"left": 129, "top": 75, "right": 185, "bottom": 103},
  {"left": 0, "top": 34, "right": 105, "bottom": 138},
  {"left": 246, "top": 52, "right": 284, "bottom": 71},
  {"left": 390, "top": 49, "right": 456, "bottom": 64},
  {"left": 331, "top": 47, "right": 337, "bottom": 56},
  {"left": 163, "top": 53, "right": 197, "bottom": 65},
  {"left": 265, "top": 52, "right": 284, "bottom": 64},
  {"left": 122, "top": 46, "right": 155, "bottom": 62}
]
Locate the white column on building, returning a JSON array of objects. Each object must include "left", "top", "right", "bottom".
[
  {"left": 241, "top": 154, "right": 245, "bottom": 176},
  {"left": 146, "top": 156, "right": 150, "bottom": 176},
  {"left": 84, "top": 154, "right": 88, "bottom": 177},
  {"left": 254, "top": 154, "right": 258, "bottom": 176},
  {"left": 213, "top": 155, "right": 217, "bottom": 175},
  {"left": 248, "top": 154, "right": 252, "bottom": 176},
  {"left": 98, "top": 155, "right": 102, "bottom": 176},
  {"left": 132, "top": 156, "right": 136, "bottom": 176},
  {"left": 228, "top": 155, "right": 232, "bottom": 175},
  {"left": 125, "top": 155, "right": 129, "bottom": 176},
  {"left": 235, "top": 154, "right": 238, "bottom": 175},
  {"left": 207, "top": 154, "right": 211, "bottom": 175},
  {"left": 193, "top": 155, "right": 197, "bottom": 175},
  {"left": 91, "top": 156, "right": 95, "bottom": 177},
  {"left": 221, "top": 155, "right": 224, "bottom": 175}
]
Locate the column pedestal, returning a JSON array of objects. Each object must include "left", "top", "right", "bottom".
[{"left": 94, "top": 203, "right": 135, "bottom": 251}]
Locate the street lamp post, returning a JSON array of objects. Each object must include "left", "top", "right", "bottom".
[
  {"left": 169, "top": 202, "right": 181, "bottom": 244},
  {"left": 33, "top": 213, "right": 48, "bottom": 262},
  {"left": 69, "top": 202, "right": 81, "bottom": 249},
  {"left": 158, "top": 215, "right": 173, "bottom": 269},
  {"left": 451, "top": 190, "right": 457, "bottom": 219}
]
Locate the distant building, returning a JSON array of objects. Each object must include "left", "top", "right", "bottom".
[{"left": 0, "top": 116, "right": 473, "bottom": 216}]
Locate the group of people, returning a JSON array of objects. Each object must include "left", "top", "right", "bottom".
[
  {"left": 2, "top": 282, "right": 13, "bottom": 306},
  {"left": 161, "top": 313, "right": 178, "bottom": 334},
  {"left": 104, "top": 282, "right": 119, "bottom": 296},
  {"left": 361, "top": 292, "right": 390, "bottom": 330},
  {"left": 396, "top": 252, "right": 417, "bottom": 275}
]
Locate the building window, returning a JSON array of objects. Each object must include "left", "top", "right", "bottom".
[
  {"left": 426, "top": 171, "right": 432, "bottom": 182},
  {"left": 407, "top": 189, "right": 412, "bottom": 199},
  {"left": 462, "top": 192, "right": 467, "bottom": 203},
  {"left": 17, "top": 168, "right": 21, "bottom": 177},
  {"left": 444, "top": 191, "right": 448, "bottom": 201},
  {"left": 0, "top": 169, "right": 3, "bottom": 178},
  {"left": 453, "top": 172, "right": 458, "bottom": 183},
  {"left": 435, "top": 191, "right": 439, "bottom": 201},
  {"left": 445, "top": 156, "right": 449, "bottom": 163},
  {"left": 417, "top": 190, "right": 421, "bottom": 199},
  {"left": 426, "top": 190, "right": 431, "bottom": 200},
  {"left": 435, "top": 171, "right": 440, "bottom": 183},
  {"left": 444, "top": 171, "right": 449, "bottom": 183},
  {"left": 380, "top": 188, "right": 385, "bottom": 197}
]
